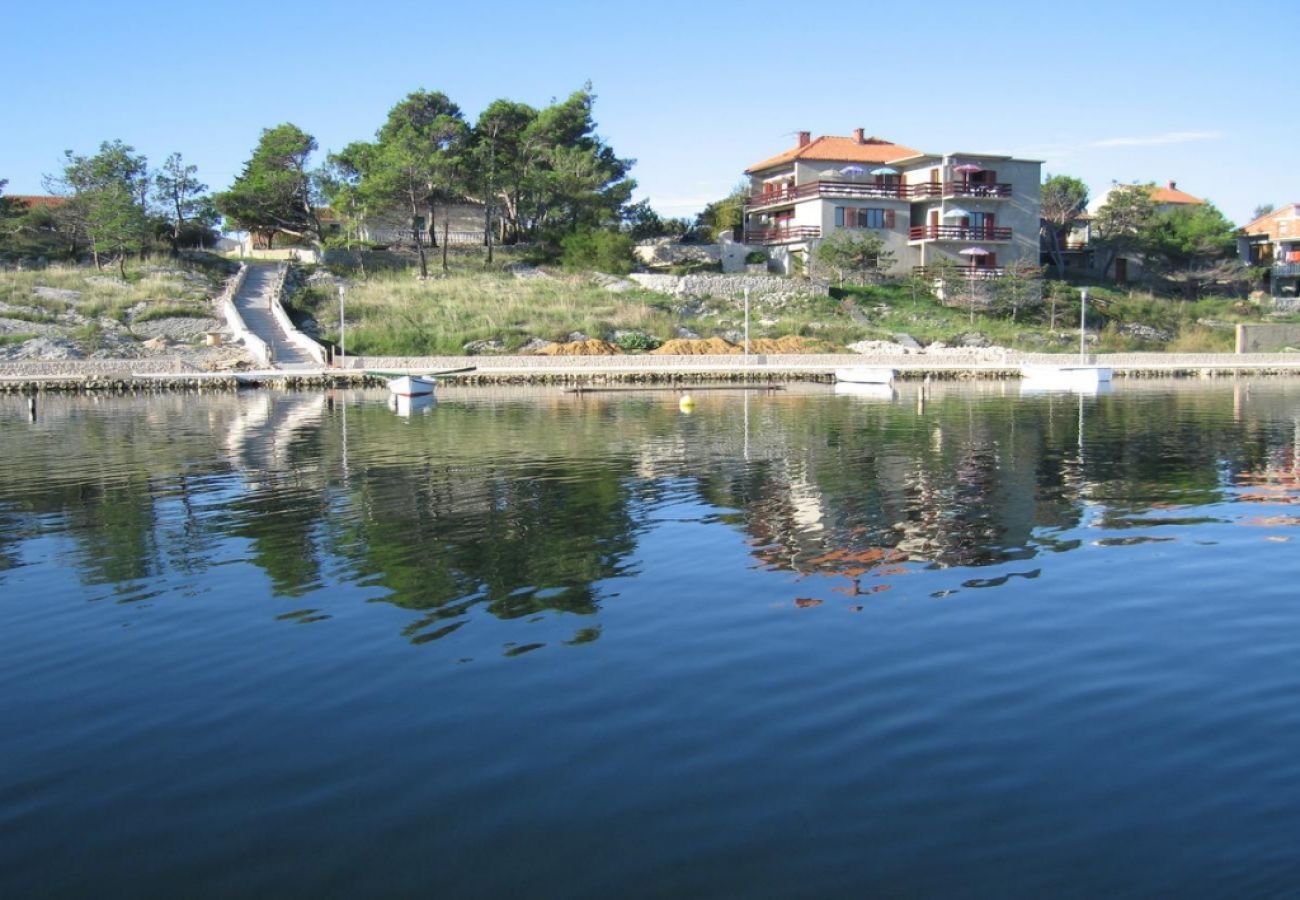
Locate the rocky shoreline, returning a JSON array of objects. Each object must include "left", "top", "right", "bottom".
[{"left": 5, "top": 349, "right": 1300, "bottom": 393}]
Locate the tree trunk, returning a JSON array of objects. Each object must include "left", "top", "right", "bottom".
[{"left": 442, "top": 220, "right": 449, "bottom": 273}]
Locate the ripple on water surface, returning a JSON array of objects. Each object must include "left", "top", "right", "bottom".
[{"left": 4, "top": 383, "right": 1300, "bottom": 897}]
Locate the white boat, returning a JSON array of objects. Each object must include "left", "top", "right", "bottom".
[
  {"left": 380, "top": 366, "right": 476, "bottom": 398},
  {"left": 1019, "top": 364, "right": 1113, "bottom": 389},
  {"left": 386, "top": 375, "right": 437, "bottom": 397},
  {"left": 835, "top": 366, "right": 895, "bottom": 385}
]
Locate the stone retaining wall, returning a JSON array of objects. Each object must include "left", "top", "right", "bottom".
[
  {"left": 1236, "top": 323, "right": 1300, "bottom": 353},
  {"left": 628, "top": 273, "right": 829, "bottom": 305}
]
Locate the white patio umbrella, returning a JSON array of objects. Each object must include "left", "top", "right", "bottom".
[
  {"left": 943, "top": 206, "right": 973, "bottom": 219},
  {"left": 840, "top": 165, "right": 867, "bottom": 176},
  {"left": 869, "top": 166, "right": 898, "bottom": 176}
]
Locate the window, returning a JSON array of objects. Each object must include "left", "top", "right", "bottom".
[
  {"left": 970, "top": 212, "right": 995, "bottom": 234},
  {"left": 836, "top": 207, "right": 895, "bottom": 229}
]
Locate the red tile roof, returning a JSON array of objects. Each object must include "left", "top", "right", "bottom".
[
  {"left": 8, "top": 195, "right": 68, "bottom": 210},
  {"left": 1150, "top": 182, "right": 1204, "bottom": 206},
  {"left": 746, "top": 135, "right": 921, "bottom": 174}
]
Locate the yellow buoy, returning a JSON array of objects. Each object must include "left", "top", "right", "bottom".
[{"left": 678, "top": 394, "right": 695, "bottom": 413}]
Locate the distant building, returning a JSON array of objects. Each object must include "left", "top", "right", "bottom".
[
  {"left": 741, "top": 129, "right": 1042, "bottom": 279},
  {"left": 1239, "top": 204, "right": 1300, "bottom": 297},
  {"left": 1070, "top": 180, "right": 1206, "bottom": 283}
]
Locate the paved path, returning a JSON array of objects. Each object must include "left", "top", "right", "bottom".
[{"left": 233, "top": 264, "right": 318, "bottom": 369}]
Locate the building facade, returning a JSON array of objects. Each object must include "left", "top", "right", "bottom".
[
  {"left": 1238, "top": 205, "right": 1300, "bottom": 298},
  {"left": 742, "top": 129, "right": 1041, "bottom": 279}
]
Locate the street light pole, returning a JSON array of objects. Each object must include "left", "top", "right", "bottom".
[
  {"left": 338, "top": 284, "right": 346, "bottom": 365},
  {"left": 744, "top": 287, "right": 751, "bottom": 357},
  {"left": 1079, "top": 287, "right": 1088, "bottom": 362}
]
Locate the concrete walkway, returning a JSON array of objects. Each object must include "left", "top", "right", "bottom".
[{"left": 233, "top": 264, "right": 318, "bottom": 369}]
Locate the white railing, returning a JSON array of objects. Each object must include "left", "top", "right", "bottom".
[
  {"left": 218, "top": 265, "right": 273, "bottom": 367},
  {"left": 267, "top": 264, "right": 328, "bottom": 366}
]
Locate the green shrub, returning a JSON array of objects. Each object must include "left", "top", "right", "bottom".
[
  {"left": 559, "top": 228, "right": 634, "bottom": 275},
  {"left": 744, "top": 250, "right": 767, "bottom": 265},
  {"left": 615, "top": 331, "right": 661, "bottom": 351}
]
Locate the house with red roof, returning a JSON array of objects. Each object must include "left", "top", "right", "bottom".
[
  {"left": 1077, "top": 181, "right": 1207, "bottom": 282},
  {"left": 742, "top": 128, "right": 1042, "bottom": 278},
  {"left": 1239, "top": 204, "right": 1300, "bottom": 298}
]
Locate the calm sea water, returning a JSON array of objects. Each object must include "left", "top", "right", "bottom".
[{"left": 3, "top": 380, "right": 1300, "bottom": 898}]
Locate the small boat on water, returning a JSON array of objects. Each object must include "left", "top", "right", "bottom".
[
  {"left": 835, "top": 366, "right": 895, "bottom": 385},
  {"left": 1019, "top": 364, "right": 1113, "bottom": 389},
  {"left": 381, "top": 366, "right": 477, "bottom": 398},
  {"left": 1020, "top": 287, "right": 1112, "bottom": 390},
  {"left": 387, "top": 375, "right": 437, "bottom": 397}
]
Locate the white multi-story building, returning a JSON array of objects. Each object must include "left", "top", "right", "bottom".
[{"left": 743, "top": 129, "right": 1041, "bottom": 279}]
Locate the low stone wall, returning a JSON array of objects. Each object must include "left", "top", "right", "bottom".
[
  {"left": 1236, "top": 323, "right": 1300, "bottom": 353},
  {"left": 628, "top": 273, "right": 829, "bottom": 305},
  {"left": 0, "top": 358, "right": 191, "bottom": 378},
  {"left": 633, "top": 241, "right": 721, "bottom": 267}
]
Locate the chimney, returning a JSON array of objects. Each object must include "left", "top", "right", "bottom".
[
  {"left": 797, "top": 131, "right": 811, "bottom": 148},
  {"left": 1168, "top": 180, "right": 1177, "bottom": 190},
  {"left": 853, "top": 128, "right": 865, "bottom": 144}
]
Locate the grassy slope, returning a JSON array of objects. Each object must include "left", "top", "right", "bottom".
[
  {"left": 290, "top": 251, "right": 1290, "bottom": 357},
  {"left": 0, "top": 255, "right": 235, "bottom": 324}
]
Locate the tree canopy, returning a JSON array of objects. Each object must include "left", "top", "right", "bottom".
[
  {"left": 1040, "top": 174, "right": 1089, "bottom": 275},
  {"left": 216, "top": 124, "right": 319, "bottom": 248}
]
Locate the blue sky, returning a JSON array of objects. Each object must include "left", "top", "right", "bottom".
[{"left": 2, "top": 0, "right": 1293, "bottom": 226}]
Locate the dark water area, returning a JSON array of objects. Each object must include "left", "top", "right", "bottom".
[{"left": 3, "top": 380, "right": 1300, "bottom": 898}]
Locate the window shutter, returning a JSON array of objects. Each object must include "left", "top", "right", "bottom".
[
  {"left": 835, "top": 207, "right": 844, "bottom": 227},
  {"left": 884, "top": 209, "right": 895, "bottom": 229}
]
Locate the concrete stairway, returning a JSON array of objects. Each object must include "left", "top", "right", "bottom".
[{"left": 233, "top": 264, "right": 318, "bottom": 369}]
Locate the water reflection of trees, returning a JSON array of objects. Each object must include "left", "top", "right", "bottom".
[{"left": 4, "top": 383, "right": 1300, "bottom": 645}]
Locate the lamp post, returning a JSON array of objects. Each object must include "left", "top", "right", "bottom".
[
  {"left": 744, "top": 287, "right": 751, "bottom": 357},
  {"left": 1079, "top": 287, "right": 1088, "bottom": 362},
  {"left": 338, "top": 283, "right": 346, "bottom": 365}
]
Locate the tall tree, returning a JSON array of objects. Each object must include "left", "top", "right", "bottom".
[
  {"left": 152, "top": 152, "right": 209, "bottom": 253},
  {"left": 1040, "top": 174, "right": 1089, "bottom": 276},
  {"left": 1144, "top": 202, "right": 1239, "bottom": 298},
  {"left": 46, "top": 140, "right": 151, "bottom": 271},
  {"left": 370, "top": 90, "right": 469, "bottom": 275},
  {"left": 1091, "top": 184, "right": 1156, "bottom": 279},
  {"left": 470, "top": 100, "right": 534, "bottom": 259},
  {"left": 1251, "top": 203, "right": 1275, "bottom": 222},
  {"left": 215, "top": 124, "right": 319, "bottom": 249}
]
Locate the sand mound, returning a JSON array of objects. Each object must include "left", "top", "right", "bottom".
[
  {"left": 650, "top": 337, "right": 740, "bottom": 355},
  {"left": 533, "top": 339, "right": 623, "bottom": 356},
  {"left": 748, "top": 336, "right": 833, "bottom": 354}
]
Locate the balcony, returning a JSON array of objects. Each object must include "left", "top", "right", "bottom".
[
  {"left": 1274, "top": 263, "right": 1300, "bottom": 278},
  {"left": 744, "top": 226, "right": 821, "bottom": 244},
  {"left": 913, "top": 264, "right": 1006, "bottom": 280},
  {"left": 746, "top": 181, "right": 909, "bottom": 211},
  {"left": 909, "top": 225, "right": 1013, "bottom": 242},
  {"left": 909, "top": 181, "right": 1013, "bottom": 200}
]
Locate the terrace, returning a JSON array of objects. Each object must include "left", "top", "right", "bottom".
[
  {"left": 909, "top": 225, "right": 1013, "bottom": 242},
  {"left": 746, "top": 181, "right": 909, "bottom": 211},
  {"left": 743, "top": 226, "right": 821, "bottom": 244}
]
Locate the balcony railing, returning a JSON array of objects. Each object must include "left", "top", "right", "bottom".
[
  {"left": 909, "top": 225, "right": 1013, "bottom": 241},
  {"left": 910, "top": 181, "right": 1013, "bottom": 200},
  {"left": 1274, "top": 263, "right": 1300, "bottom": 277},
  {"left": 914, "top": 264, "right": 1006, "bottom": 280},
  {"left": 746, "top": 181, "right": 909, "bottom": 210},
  {"left": 744, "top": 226, "right": 821, "bottom": 244}
]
